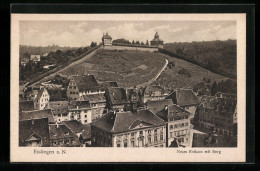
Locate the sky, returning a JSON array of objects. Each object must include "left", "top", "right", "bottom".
[{"left": 20, "top": 20, "right": 236, "bottom": 47}]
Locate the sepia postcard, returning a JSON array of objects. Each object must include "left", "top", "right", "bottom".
[{"left": 11, "top": 13, "right": 246, "bottom": 162}]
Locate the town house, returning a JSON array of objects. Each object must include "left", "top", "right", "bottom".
[
  {"left": 48, "top": 101, "right": 69, "bottom": 123},
  {"left": 91, "top": 110, "right": 167, "bottom": 147},
  {"left": 106, "top": 87, "right": 131, "bottom": 112},
  {"left": 102, "top": 33, "right": 112, "bottom": 46},
  {"left": 80, "top": 93, "right": 107, "bottom": 122},
  {"left": 33, "top": 88, "right": 50, "bottom": 110},
  {"left": 68, "top": 101, "right": 92, "bottom": 124},
  {"left": 166, "top": 89, "right": 199, "bottom": 118},
  {"left": 143, "top": 85, "right": 168, "bottom": 104},
  {"left": 20, "top": 109, "right": 55, "bottom": 123},
  {"left": 156, "top": 104, "right": 192, "bottom": 147},
  {"left": 49, "top": 123, "right": 80, "bottom": 147},
  {"left": 194, "top": 93, "right": 237, "bottom": 136},
  {"left": 66, "top": 75, "right": 105, "bottom": 100},
  {"left": 19, "top": 117, "right": 50, "bottom": 147}
]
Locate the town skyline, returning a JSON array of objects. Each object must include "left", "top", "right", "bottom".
[{"left": 20, "top": 20, "right": 236, "bottom": 47}]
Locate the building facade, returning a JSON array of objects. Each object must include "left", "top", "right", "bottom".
[
  {"left": 68, "top": 101, "right": 93, "bottom": 124},
  {"left": 143, "top": 85, "right": 168, "bottom": 104},
  {"left": 48, "top": 101, "right": 69, "bottom": 123},
  {"left": 66, "top": 75, "right": 105, "bottom": 100},
  {"left": 91, "top": 110, "right": 167, "bottom": 147},
  {"left": 102, "top": 33, "right": 112, "bottom": 46},
  {"left": 33, "top": 88, "right": 50, "bottom": 110},
  {"left": 150, "top": 32, "right": 164, "bottom": 48},
  {"left": 30, "top": 55, "right": 41, "bottom": 63}
]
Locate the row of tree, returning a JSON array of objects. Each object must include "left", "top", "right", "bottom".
[{"left": 112, "top": 38, "right": 150, "bottom": 46}]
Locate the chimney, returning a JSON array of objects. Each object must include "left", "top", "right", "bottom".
[
  {"left": 56, "top": 121, "right": 59, "bottom": 128},
  {"left": 164, "top": 105, "right": 168, "bottom": 110}
]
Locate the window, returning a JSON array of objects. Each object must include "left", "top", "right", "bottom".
[
  {"left": 182, "top": 123, "right": 184, "bottom": 127},
  {"left": 170, "top": 118, "right": 173, "bottom": 121},
  {"left": 139, "top": 131, "right": 143, "bottom": 135},
  {"left": 85, "top": 115, "right": 87, "bottom": 118},
  {"left": 170, "top": 132, "right": 173, "bottom": 137},
  {"left": 148, "top": 130, "right": 151, "bottom": 134},
  {"left": 154, "top": 136, "right": 157, "bottom": 142},
  {"left": 148, "top": 137, "right": 151, "bottom": 143},
  {"left": 70, "top": 92, "right": 72, "bottom": 94},
  {"left": 154, "top": 129, "right": 157, "bottom": 134},
  {"left": 170, "top": 125, "right": 173, "bottom": 129},
  {"left": 85, "top": 120, "right": 87, "bottom": 123},
  {"left": 124, "top": 142, "right": 127, "bottom": 147},
  {"left": 160, "top": 134, "right": 163, "bottom": 141},
  {"left": 186, "top": 138, "right": 189, "bottom": 142},
  {"left": 131, "top": 133, "right": 135, "bottom": 137},
  {"left": 185, "top": 122, "right": 188, "bottom": 126},
  {"left": 174, "top": 124, "right": 178, "bottom": 128},
  {"left": 117, "top": 144, "right": 120, "bottom": 147},
  {"left": 131, "top": 141, "right": 135, "bottom": 147}
]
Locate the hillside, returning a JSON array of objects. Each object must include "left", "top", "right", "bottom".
[
  {"left": 162, "top": 40, "right": 237, "bottom": 78},
  {"left": 60, "top": 49, "right": 166, "bottom": 88},
  {"left": 19, "top": 45, "right": 79, "bottom": 60}
]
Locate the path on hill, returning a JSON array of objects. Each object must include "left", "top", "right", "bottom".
[
  {"left": 30, "top": 46, "right": 101, "bottom": 87},
  {"left": 129, "top": 58, "right": 168, "bottom": 89}
]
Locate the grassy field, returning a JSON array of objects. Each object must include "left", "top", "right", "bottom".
[
  {"left": 61, "top": 49, "right": 166, "bottom": 87},
  {"left": 152, "top": 54, "right": 227, "bottom": 93}
]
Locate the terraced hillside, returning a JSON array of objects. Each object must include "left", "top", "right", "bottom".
[
  {"left": 152, "top": 54, "right": 227, "bottom": 93},
  {"left": 61, "top": 49, "right": 167, "bottom": 87}
]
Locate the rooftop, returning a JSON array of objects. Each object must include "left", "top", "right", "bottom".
[
  {"left": 48, "top": 101, "right": 69, "bottom": 115},
  {"left": 19, "top": 101, "right": 35, "bottom": 112},
  {"left": 19, "top": 117, "right": 50, "bottom": 146},
  {"left": 49, "top": 124, "right": 78, "bottom": 139},
  {"left": 68, "top": 100, "right": 91, "bottom": 110},
  {"left": 91, "top": 109, "right": 166, "bottom": 134},
  {"left": 107, "top": 87, "right": 130, "bottom": 105},
  {"left": 156, "top": 104, "right": 191, "bottom": 121},
  {"left": 71, "top": 75, "right": 100, "bottom": 92},
  {"left": 20, "top": 109, "right": 54, "bottom": 122},
  {"left": 81, "top": 94, "right": 106, "bottom": 103},
  {"left": 62, "top": 120, "right": 84, "bottom": 134},
  {"left": 146, "top": 99, "right": 174, "bottom": 114},
  {"left": 102, "top": 33, "right": 112, "bottom": 40},
  {"left": 166, "top": 89, "right": 199, "bottom": 107}
]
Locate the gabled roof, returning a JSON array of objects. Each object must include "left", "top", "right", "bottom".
[
  {"left": 98, "top": 81, "right": 118, "bottom": 89},
  {"left": 81, "top": 124, "right": 91, "bottom": 140},
  {"left": 20, "top": 109, "right": 54, "bottom": 122},
  {"left": 166, "top": 89, "right": 199, "bottom": 107},
  {"left": 19, "top": 101, "right": 35, "bottom": 112},
  {"left": 146, "top": 99, "right": 174, "bottom": 114},
  {"left": 62, "top": 120, "right": 84, "bottom": 134},
  {"left": 19, "top": 118, "right": 50, "bottom": 146},
  {"left": 81, "top": 94, "right": 106, "bottom": 103},
  {"left": 48, "top": 101, "right": 69, "bottom": 115},
  {"left": 144, "top": 85, "right": 164, "bottom": 94},
  {"left": 107, "top": 87, "right": 130, "bottom": 105},
  {"left": 156, "top": 104, "right": 191, "bottom": 121},
  {"left": 49, "top": 124, "right": 77, "bottom": 139},
  {"left": 34, "top": 88, "right": 48, "bottom": 101},
  {"left": 71, "top": 75, "right": 100, "bottom": 92},
  {"left": 91, "top": 110, "right": 166, "bottom": 134},
  {"left": 68, "top": 100, "right": 91, "bottom": 110}
]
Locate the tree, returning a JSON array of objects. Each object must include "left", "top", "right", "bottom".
[
  {"left": 141, "top": 42, "right": 144, "bottom": 45},
  {"left": 211, "top": 81, "right": 218, "bottom": 96},
  {"left": 91, "top": 42, "right": 97, "bottom": 47},
  {"left": 136, "top": 41, "right": 140, "bottom": 45},
  {"left": 132, "top": 40, "right": 135, "bottom": 44},
  {"left": 146, "top": 40, "right": 149, "bottom": 45}
]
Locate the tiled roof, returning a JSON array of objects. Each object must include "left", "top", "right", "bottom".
[
  {"left": 91, "top": 110, "right": 166, "bottom": 134},
  {"left": 166, "top": 89, "right": 199, "bottom": 107},
  {"left": 62, "top": 120, "right": 84, "bottom": 134},
  {"left": 81, "top": 94, "right": 106, "bottom": 103},
  {"left": 98, "top": 81, "right": 118, "bottom": 89},
  {"left": 48, "top": 101, "right": 69, "bottom": 115},
  {"left": 71, "top": 75, "right": 100, "bottom": 92},
  {"left": 81, "top": 124, "right": 91, "bottom": 140},
  {"left": 19, "top": 117, "right": 50, "bottom": 146},
  {"left": 146, "top": 99, "right": 174, "bottom": 114},
  {"left": 156, "top": 104, "right": 191, "bottom": 121},
  {"left": 151, "top": 37, "right": 164, "bottom": 42},
  {"left": 49, "top": 124, "right": 77, "bottom": 139},
  {"left": 144, "top": 85, "right": 164, "bottom": 95},
  {"left": 107, "top": 87, "right": 130, "bottom": 105},
  {"left": 20, "top": 109, "right": 54, "bottom": 122},
  {"left": 68, "top": 100, "right": 91, "bottom": 110},
  {"left": 19, "top": 101, "right": 35, "bottom": 112}
]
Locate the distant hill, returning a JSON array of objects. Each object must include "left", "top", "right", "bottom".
[
  {"left": 162, "top": 40, "right": 237, "bottom": 78},
  {"left": 19, "top": 45, "right": 79, "bottom": 60}
]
